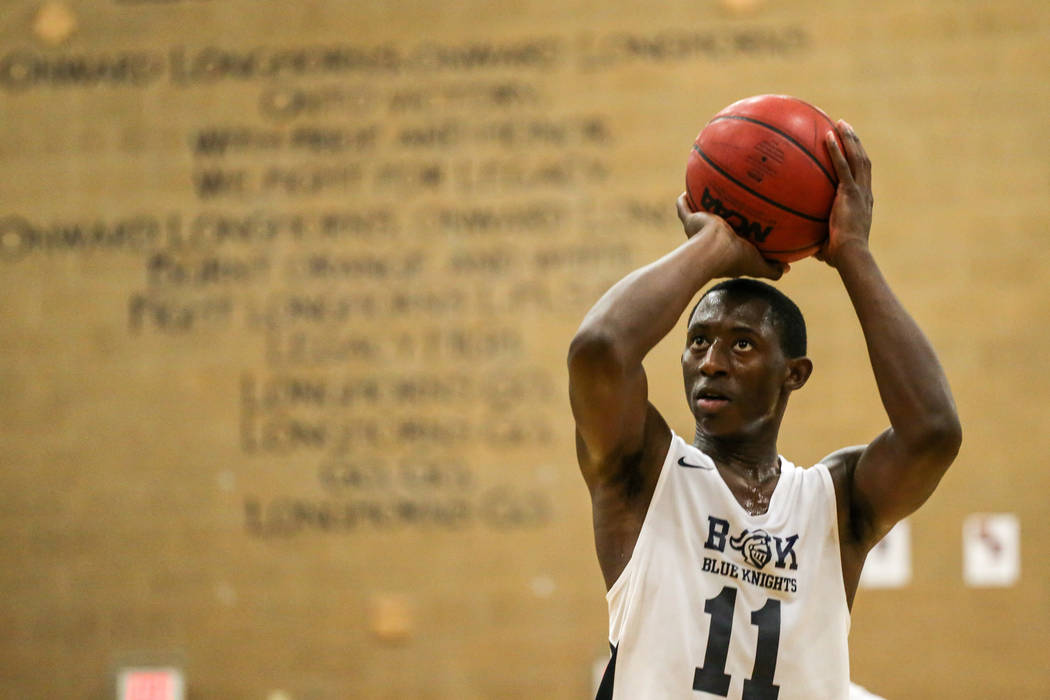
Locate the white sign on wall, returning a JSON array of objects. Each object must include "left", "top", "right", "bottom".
[
  {"left": 963, "top": 513, "right": 1020, "bottom": 587},
  {"left": 859, "top": 519, "right": 911, "bottom": 589}
]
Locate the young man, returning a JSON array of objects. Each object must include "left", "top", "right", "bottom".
[{"left": 569, "top": 121, "right": 961, "bottom": 699}]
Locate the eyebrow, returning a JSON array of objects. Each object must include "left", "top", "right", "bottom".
[{"left": 688, "top": 321, "right": 761, "bottom": 334}]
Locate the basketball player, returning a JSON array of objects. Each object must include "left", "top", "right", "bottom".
[{"left": 569, "top": 121, "right": 961, "bottom": 698}]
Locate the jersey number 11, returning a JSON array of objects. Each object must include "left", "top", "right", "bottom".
[{"left": 692, "top": 586, "right": 781, "bottom": 699}]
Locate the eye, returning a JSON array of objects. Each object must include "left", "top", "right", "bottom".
[
  {"left": 690, "top": 334, "right": 709, "bottom": 349},
  {"left": 734, "top": 338, "right": 754, "bottom": 351}
]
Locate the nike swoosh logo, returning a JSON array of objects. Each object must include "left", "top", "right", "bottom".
[{"left": 678, "top": 456, "right": 714, "bottom": 470}]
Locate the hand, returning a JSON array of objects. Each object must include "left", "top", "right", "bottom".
[
  {"left": 676, "top": 193, "right": 786, "bottom": 280},
  {"left": 818, "top": 120, "right": 874, "bottom": 267}
]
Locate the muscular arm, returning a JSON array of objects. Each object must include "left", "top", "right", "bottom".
[
  {"left": 822, "top": 123, "right": 962, "bottom": 554},
  {"left": 568, "top": 199, "right": 783, "bottom": 587},
  {"left": 569, "top": 200, "right": 783, "bottom": 484}
]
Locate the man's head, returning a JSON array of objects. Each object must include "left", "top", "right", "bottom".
[
  {"left": 695, "top": 278, "right": 807, "bottom": 358},
  {"left": 682, "top": 278, "right": 812, "bottom": 441}
]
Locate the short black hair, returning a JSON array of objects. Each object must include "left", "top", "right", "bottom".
[{"left": 689, "top": 278, "right": 807, "bottom": 358}]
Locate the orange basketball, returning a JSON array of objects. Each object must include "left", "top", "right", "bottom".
[{"left": 685, "top": 94, "right": 844, "bottom": 262}]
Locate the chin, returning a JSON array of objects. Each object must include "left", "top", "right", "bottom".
[
  {"left": 693, "top": 413, "right": 738, "bottom": 436},
  {"left": 695, "top": 411, "right": 765, "bottom": 440}
]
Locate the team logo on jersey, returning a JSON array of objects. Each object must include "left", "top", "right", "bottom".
[
  {"left": 704, "top": 516, "right": 799, "bottom": 571},
  {"left": 729, "top": 529, "right": 773, "bottom": 570}
]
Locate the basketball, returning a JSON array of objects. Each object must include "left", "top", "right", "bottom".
[{"left": 685, "top": 94, "right": 844, "bottom": 262}]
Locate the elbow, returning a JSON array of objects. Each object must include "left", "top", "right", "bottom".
[
  {"left": 568, "top": 326, "right": 629, "bottom": 377},
  {"left": 568, "top": 326, "right": 616, "bottom": 368},
  {"left": 911, "top": 413, "right": 963, "bottom": 466},
  {"left": 935, "top": 411, "right": 963, "bottom": 457}
]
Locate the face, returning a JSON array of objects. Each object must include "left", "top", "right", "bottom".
[{"left": 682, "top": 291, "right": 808, "bottom": 439}]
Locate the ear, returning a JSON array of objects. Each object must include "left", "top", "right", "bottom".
[{"left": 784, "top": 357, "right": 813, "bottom": 391}]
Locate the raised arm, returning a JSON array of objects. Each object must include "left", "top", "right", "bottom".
[
  {"left": 568, "top": 199, "right": 783, "bottom": 489},
  {"left": 569, "top": 200, "right": 784, "bottom": 588},
  {"left": 821, "top": 122, "right": 962, "bottom": 552}
]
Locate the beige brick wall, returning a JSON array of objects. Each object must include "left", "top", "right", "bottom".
[{"left": 1, "top": 1, "right": 1046, "bottom": 697}]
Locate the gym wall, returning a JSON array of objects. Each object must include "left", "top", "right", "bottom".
[{"left": 1, "top": 1, "right": 1047, "bottom": 697}]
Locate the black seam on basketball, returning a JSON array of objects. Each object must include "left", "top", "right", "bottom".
[
  {"left": 784, "top": 96, "right": 837, "bottom": 132},
  {"left": 692, "top": 144, "right": 829, "bottom": 223},
  {"left": 707, "top": 114, "right": 837, "bottom": 188}
]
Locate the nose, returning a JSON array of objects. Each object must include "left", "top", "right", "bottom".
[{"left": 699, "top": 341, "right": 729, "bottom": 377}]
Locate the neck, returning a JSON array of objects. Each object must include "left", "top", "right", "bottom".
[
  {"left": 692, "top": 393, "right": 791, "bottom": 482},
  {"left": 693, "top": 429, "right": 780, "bottom": 482}
]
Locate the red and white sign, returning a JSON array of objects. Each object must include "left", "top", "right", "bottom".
[{"left": 963, "top": 513, "right": 1020, "bottom": 587}]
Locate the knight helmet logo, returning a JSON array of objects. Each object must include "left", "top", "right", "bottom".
[{"left": 730, "top": 528, "right": 773, "bottom": 570}]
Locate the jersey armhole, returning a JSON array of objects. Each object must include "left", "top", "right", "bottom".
[
  {"left": 814, "top": 461, "right": 851, "bottom": 621},
  {"left": 605, "top": 431, "right": 681, "bottom": 603}
]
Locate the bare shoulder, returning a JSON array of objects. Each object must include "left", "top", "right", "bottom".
[
  {"left": 585, "top": 404, "right": 673, "bottom": 590},
  {"left": 818, "top": 444, "right": 871, "bottom": 608},
  {"left": 819, "top": 444, "right": 865, "bottom": 472},
  {"left": 576, "top": 401, "right": 672, "bottom": 493},
  {"left": 818, "top": 444, "right": 867, "bottom": 546}
]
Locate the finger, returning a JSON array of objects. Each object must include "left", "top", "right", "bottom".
[
  {"left": 676, "top": 192, "right": 692, "bottom": 223},
  {"left": 681, "top": 204, "right": 716, "bottom": 228},
  {"left": 756, "top": 257, "right": 787, "bottom": 280},
  {"left": 839, "top": 120, "right": 872, "bottom": 190},
  {"left": 824, "top": 130, "right": 852, "bottom": 184}
]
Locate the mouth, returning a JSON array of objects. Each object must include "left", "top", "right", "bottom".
[{"left": 694, "top": 387, "right": 731, "bottom": 411}]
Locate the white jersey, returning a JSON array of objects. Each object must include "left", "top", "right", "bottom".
[{"left": 601, "top": 432, "right": 850, "bottom": 700}]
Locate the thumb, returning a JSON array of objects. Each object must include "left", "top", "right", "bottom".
[
  {"left": 676, "top": 192, "right": 696, "bottom": 223},
  {"left": 755, "top": 256, "right": 788, "bottom": 280}
]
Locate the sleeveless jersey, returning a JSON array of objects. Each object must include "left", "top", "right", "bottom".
[{"left": 602, "top": 432, "right": 850, "bottom": 700}]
